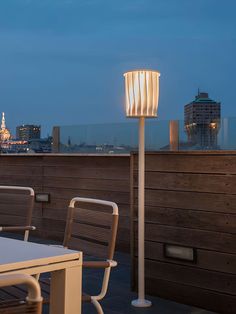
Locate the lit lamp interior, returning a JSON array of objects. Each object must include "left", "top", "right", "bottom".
[{"left": 124, "top": 70, "right": 160, "bottom": 117}]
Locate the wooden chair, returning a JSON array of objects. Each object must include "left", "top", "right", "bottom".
[
  {"left": 0, "top": 186, "right": 35, "bottom": 241},
  {"left": 0, "top": 274, "right": 43, "bottom": 314},
  {"left": 40, "top": 197, "right": 119, "bottom": 314}
]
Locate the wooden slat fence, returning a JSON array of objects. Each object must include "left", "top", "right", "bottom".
[
  {"left": 131, "top": 151, "right": 236, "bottom": 314},
  {"left": 2, "top": 151, "right": 236, "bottom": 312},
  {"left": 0, "top": 154, "right": 130, "bottom": 252}
]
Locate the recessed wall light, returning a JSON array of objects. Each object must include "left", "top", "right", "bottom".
[
  {"left": 35, "top": 193, "right": 50, "bottom": 203},
  {"left": 164, "top": 244, "right": 196, "bottom": 263}
]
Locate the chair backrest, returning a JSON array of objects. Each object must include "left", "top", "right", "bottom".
[
  {"left": 63, "top": 197, "right": 119, "bottom": 260},
  {"left": 0, "top": 186, "right": 35, "bottom": 240},
  {"left": 0, "top": 274, "right": 42, "bottom": 314}
]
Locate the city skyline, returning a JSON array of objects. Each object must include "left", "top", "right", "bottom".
[
  {"left": 0, "top": 1, "right": 236, "bottom": 136},
  {"left": 0, "top": 112, "right": 41, "bottom": 138}
]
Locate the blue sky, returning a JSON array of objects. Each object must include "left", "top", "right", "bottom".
[{"left": 0, "top": 0, "right": 236, "bottom": 136}]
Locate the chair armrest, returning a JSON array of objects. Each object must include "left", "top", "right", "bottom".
[
  {"left": 0, "top": 226, "right": 36, "bottom": 232},
  {"left": 0, "top": 274, "right": 43, "bottom": 303},
  {"left": 83, "top": 260, "right": 117, "bottom": 268}
]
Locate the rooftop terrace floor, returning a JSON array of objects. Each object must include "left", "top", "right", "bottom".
[
  {"left": 80, "top": 252, "right": 217, "bottom": 314},
  {"left": 41, "top": 249, "right": 217, "bottom": 314},
  {"left": 1, "top": 235, "right": 217, "bottom": 314}
]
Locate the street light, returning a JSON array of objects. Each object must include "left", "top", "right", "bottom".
[{"left": 124, "top": 69, "right": 160, "bottom": 307}]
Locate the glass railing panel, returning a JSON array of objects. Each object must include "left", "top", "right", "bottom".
[
  {"left": 59, "top": 122, "right": 138, "bottom": 153},
  {"left": 58, "top": 120, "right": 170, "bottom": 153},
  {"left": 54, "top": 118, "right": 236, "bottom": 153},
  {"left": 145, "top": 120, "right": 170, "bottom": 150}
]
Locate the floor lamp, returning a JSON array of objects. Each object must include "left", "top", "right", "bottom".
[{"left": 124, "top": 70, "right": 160, "bottom": 307}]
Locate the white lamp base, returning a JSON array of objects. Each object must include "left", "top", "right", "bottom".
[{"left": 131, "top": 299, "right": 152, "bottom": 307}]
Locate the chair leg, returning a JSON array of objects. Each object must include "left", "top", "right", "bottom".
[{"left": 91, "top": 298, "right": 104, "bottom": 314}]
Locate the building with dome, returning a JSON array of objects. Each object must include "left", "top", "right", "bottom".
[{"left": 0, "top": 112, "right": 11, "bottom": 142}]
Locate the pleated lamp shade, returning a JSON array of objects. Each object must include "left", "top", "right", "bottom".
[{"left": 124, "top": 70, "right": 160, "bottom": 118}]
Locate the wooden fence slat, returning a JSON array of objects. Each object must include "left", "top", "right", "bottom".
[
  {"left": 145, "top": 277, "right": 236, "bottom": 314},
  {"left": 0, "top": 165, "right": 42, "bottom": 176},
  {"left": 43, "top": 156, "right": 129, "bottom": 168},
  {"left": 140, "top": 258, "right": 236, "bottom": 295},
  {"left": 133, "top": 206, "right": 236, "bottom": 234},
  {"left": 133, "top": 153, "right": 236, "bottom": 174},
  {"left": 47, "top": 188, "right": 130, "bottom": 204},
  {"left": 0, "top": 176, "right": 42, "bottom": 187},
  {"left": 136, "top": 189, "right": 236, "bottom": 213},
  {"left": 133, "top": 171, "right": 236, "bottom": 194},
  {"left": 44, "top": 166, "right": 129, "bottom": 180},
  {"left": 43, "top": 177, "right": 128, "bottom": 192}
]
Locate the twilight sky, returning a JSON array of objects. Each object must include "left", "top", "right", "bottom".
[{"left": 0, "top": 0, "right": 236, "bottom": 136}]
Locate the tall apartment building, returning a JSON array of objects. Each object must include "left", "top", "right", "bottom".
[
  {"left": 184, "top": 92, "right": 221, "bottom": 149},
  {"left": 16, "top": 124, "right": 41, "bottom": 141}
]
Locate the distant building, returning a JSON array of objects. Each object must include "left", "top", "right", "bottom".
[
  {"left": 28, "top": 137, "right": 52, "bottom": 153},
  {"left": 0, "top": 112, "right": 11, "bottom": 142},
  {"left": 184, "top": 91, "right": 221, "bottom": 149},
  {"left": 16, "top": 124, "right": 41, "bottom": 141},
  {"left": 1, "top": 140, "right": 28, "bottom": 153}
]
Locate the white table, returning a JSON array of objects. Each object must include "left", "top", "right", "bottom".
[{"left": 0, "top": 237, "right": 82, "bottom": 314}]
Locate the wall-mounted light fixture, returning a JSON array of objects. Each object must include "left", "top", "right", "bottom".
[
  {"left": 35, "top": 193, "right": 50, "bottom": 203},
  {"left": 164, "top": 244, "right": 196, "bottom": 262}
]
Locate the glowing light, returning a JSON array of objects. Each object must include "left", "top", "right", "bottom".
[
  {"left": 124, "top": 70, "right": 160, "bottom": 117},
  {"left": 210, "top": 122, "right": 217, "bottom": 129}
]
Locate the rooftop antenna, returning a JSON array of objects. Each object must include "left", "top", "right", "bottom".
[{"left": 68, "top": 136, "right": 71, "bottom": 147}]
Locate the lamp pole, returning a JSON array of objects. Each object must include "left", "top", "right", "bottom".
[
  {"left": 135, "top": 116, "right": 151, "bottom": 306},
  {"left": 123, "top": 70, "right": 160, "bottom": 308}
]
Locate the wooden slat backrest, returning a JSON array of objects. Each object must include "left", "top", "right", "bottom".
[
  {"left": 0, "top": 187, "right": 34, "bottom": 228},
  {"left": 63, "top": 198, "right": 119, "bottom": 260},
  {"left": 0, "top": 215, "right": 26, "bottom": 227},
  {"left": 67, "top": 237, "right": 109, "bottom": 258},
  {"left": 71, "top": 222, "right": 110, "bottom": 243},
  {"left": 72, "top": 207, "right": 112, "bottom": 227}
]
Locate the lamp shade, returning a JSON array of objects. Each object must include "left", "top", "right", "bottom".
[{"left": 124, "top": 70, "right": 160, "bottom": 118}]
